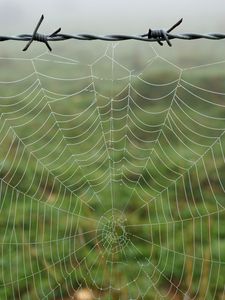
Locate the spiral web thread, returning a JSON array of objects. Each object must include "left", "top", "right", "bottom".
[{"left": 0, "top": 42, "right": 225, "bottom": 300}]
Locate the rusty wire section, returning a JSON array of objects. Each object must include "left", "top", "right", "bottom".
[{"left": 0, "top": 15, "right": 225, "bottom": 51}]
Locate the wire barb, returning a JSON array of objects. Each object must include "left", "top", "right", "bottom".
[
  {"left": 147, "top": 19, "right": 183, "bottom": 46},
  {"left": 22, "top": 15, "right": 61, "bottom": 51}
]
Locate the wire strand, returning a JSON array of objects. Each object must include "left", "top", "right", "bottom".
[{"left": 1, "top": 15, "right": 225, "bottom": 51}]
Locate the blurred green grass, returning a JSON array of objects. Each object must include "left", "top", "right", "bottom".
[{"left": 0, "top": 48, "right": 225, "bottom": 300}]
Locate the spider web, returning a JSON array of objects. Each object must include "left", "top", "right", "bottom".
[{"left": 0, "top": 42, "right": 225, "bottom": 300}]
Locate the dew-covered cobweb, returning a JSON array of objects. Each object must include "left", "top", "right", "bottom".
[{"left": 1, "top": 42, "right": 225, "bottom": 300}]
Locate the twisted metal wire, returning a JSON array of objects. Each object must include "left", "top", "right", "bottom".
[{"left": 0, "top": 15, "right": 225, "bottom": 51}]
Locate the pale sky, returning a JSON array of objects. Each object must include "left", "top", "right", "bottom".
[{"left": 0, "top": 0, "right": 224, "bottom": 34}]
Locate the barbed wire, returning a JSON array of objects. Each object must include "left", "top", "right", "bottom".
[{"left": 1, "top": 15, "right": 225, "bottom": 51}]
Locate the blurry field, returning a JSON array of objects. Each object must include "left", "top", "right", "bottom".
[{"left": 0, "top": 45, "right": 225, "bottom": 300}]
